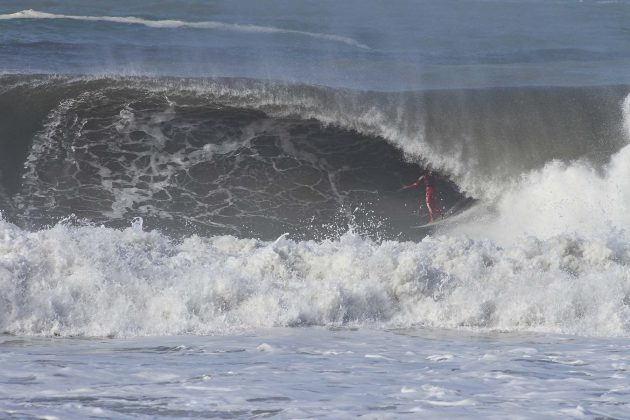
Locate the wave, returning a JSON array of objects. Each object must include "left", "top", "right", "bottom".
[
  {"left": 1, "top": 74, "right": 630, "bottom": 338},
  {"left": 0, "top": 9, "right": 370, "bottom": 50},
  {"left": 1, "top": 218, "right": 629, "bottom": 337},
  {"left": 0, "top": 76, "right": 439, "bottom": 239},
  {"left": 134, "top": 79, "right": 629, "bottom": 200},
  {"left": 0, "top": 75, "right": 628, "bottom": 240}
]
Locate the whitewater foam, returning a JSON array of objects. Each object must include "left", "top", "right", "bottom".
[
  {"left": 0, "top": 9, "right": 370, "bottom": 50},
  {"left": 1, "top": 215, "right": 629, "bottom": 338}
]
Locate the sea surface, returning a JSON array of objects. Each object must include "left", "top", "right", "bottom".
[{"left": 1, "top": 0, "right": 630, "bottom": 418}]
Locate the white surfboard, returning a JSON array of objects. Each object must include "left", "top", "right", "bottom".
[
  {"left": 411, "top": 217, "right": 450, "bottom": 230},
  {"left": 410, "top": 198, "right": 475, "bottom": 231}
]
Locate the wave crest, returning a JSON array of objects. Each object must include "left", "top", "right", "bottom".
[{"left": 0, "top": 9, "right": 370, "bottom": 49}]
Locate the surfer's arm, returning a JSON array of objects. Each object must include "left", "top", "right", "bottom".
[{"left": 401, "top": 176, "right": 424, "bottom": 190}]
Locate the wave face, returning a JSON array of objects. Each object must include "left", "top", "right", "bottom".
[
  {"left": 1, "top": 74, "right": 630, "bottom": 337},
  {"left": 0, "top": 76, "right": 462, "bottom": 240},
  {"left": 1, "top": 75, "right": 628, "bottom": 238}
]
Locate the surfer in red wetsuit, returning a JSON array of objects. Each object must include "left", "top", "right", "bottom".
[{"left": 401, "top": 170, "right": 441, "bottom": 223}]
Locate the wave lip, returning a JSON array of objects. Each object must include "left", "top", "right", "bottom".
[{"left": 0, "top": 9, "right": 370, "bottom": 50}]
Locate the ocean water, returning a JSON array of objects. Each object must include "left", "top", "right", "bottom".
[
  {"left": 3, "top": 329, "right": 630, "bottom": 418},
  {"left": 1, "top": 0, "right": 630, "bottom": 417}
]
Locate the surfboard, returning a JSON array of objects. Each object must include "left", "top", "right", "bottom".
[
  {"left": 410, "top": 197, "right": 475, "bottom": 231},
  {"left": 411, "top": 217, "right": 450, "bottom": 230}
]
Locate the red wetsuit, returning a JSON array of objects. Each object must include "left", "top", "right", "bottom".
[{"left": 403, "top": 174, "right": 441, "bottom": 223}]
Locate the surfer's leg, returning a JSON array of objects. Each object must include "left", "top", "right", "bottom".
[
  {"left": 419, "top": 199, "right": 432, "bottom": 223},
  {"left": 425, "top": 189, "right": 437, "bottom": 223},
  {"left": 425, "top": 196, "right": 434, "bottom": 223},
  {"left": 433, "top": 198, "right": 442, "bottom": 218}
]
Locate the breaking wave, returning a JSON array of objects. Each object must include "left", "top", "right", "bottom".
[
  {"left": 0, "top": 9, "right": 370, "bottom": 49},
  {"left": 1, "top": 219, "right": 629, "bottom": 337},
  {"left": 1, "top": 74, "right": 630, "bottom": 337}
]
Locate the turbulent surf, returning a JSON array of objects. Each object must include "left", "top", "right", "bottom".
[
  {"left": 0, "top": 74, "right": 629, "bottom": 337},
  {"left": 1, "top": 0, "right": 630, "bottom": 339}
]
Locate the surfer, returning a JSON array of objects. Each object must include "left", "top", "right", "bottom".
[{"left": 401, "top": 170, "right": 441, "bottom": 223}]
